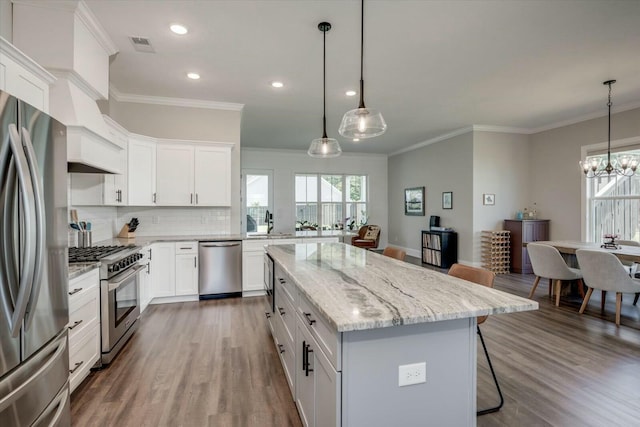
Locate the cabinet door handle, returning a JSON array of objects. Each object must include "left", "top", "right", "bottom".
[
  {"left": 305, "top": 343, "right": 314, "bottom": 376},
  {"left": 196, "top": 193, "right": 199, "bottom": 205},
  {"left": 194, "top": 256, "right": 197, "bottom": 268},
  {"left": 153, "top": 193, "right": 157, "bottom": 203},
  {"left": 278, "top": 307, "right": 285, "bottom": 316},
  {"left": 148, "top": 249, "right": 152, "bottom": 260},
  {"left": 146, "top": 263, "right": 150, "bottom": 274},
  {"left": 278, "top": 344, "right": 285, "bottom": 354},
  {"left": 68, "top": 288, "right": 83, "bottom": 296},
  {"left": 302, "top": 340, "right": 307, "bottom": 372},
  {"left": 69, "top": 361, "right": 84, "bottom": 374},
  {"left": 68, "top": 319, "right": 83, "bottom": 330},
  {"left": 191, "top": 193, "right": 193, "bottom": 204},
  {"left": 303, "top": 312, "right": 316, "bottom": 326},
  {"left": 265, "top": 312, "right": 271, "bottom": 319}
]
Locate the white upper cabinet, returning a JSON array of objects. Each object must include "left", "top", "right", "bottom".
[
  {"left": 128, "top": 134, "right": 157, "bottom": 206},
  {"left": 194, "top": 145, "right": 231, "bottom": 206},
  {"left": 103, "top": 116, "right": 128, "bottom": 205},
  {"left": 0, "top": 37, "right": 55, "bottom": 112},
  {"left": 156, "top": 144, "right": 195, "bottom": 206}
]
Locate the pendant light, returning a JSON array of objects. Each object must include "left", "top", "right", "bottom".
[
  {"left": 338, "top": 0, "right": 387, "bottom": 140},
  {"left": 308, "top": 22, "right": 342, "bottom": 158},
  {"left": 580, "top": 80, "right": 637, "bottom": 177}
]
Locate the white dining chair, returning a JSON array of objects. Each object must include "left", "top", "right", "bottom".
[
  {"left": 527, "top": 243, "right": 584, "bottom": 306},
  {"left": 576, "top": 249, "right": 640, "bottom": 326},
  {"left": 613, "top": 240, "right": 640, "bottom": 305}
]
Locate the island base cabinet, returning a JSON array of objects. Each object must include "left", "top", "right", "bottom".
[
  {"left": 296, "top": 322, "right": 341, "bottom": 427},
  {"left": 341, "top": 318, "right": 477, "bottom": 427}
]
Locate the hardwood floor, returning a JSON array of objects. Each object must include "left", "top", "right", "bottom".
[{"left": 71, "top": 268, "right": 640, "bottom": 427}]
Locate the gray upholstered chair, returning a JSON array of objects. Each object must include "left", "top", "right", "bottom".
[
  {"left": 613, "top": 240, "right": 640, "bottom": 305},
  {"left": 527, "top": 243, "right": 584, "bottom": 306},
  {"left": 576, "top": 249, "right": 640, "bottom": 326}
]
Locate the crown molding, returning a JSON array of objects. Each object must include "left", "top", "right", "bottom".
[
  {"left": 109, "top": 84, "right": 244, "bottom": 111},
  {"left": 389, "top": 126, "right": 474, "bottom": 157},
  {"left": 472, "top": 125, "right": 532, "bottom": 134},
  {"left": 528, "top": 101, "right": 640, "bottom": 134},
  {"left": 49, "top": 69, "right": 104, "bottom": 100},
  {"left": 76, "top": 1, "right": 118, "bottom": 56},
  {"left": 0, "top": 36, "right": 56, "bottom": 84}
]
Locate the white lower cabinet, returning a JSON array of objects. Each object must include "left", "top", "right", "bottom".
[
  {"left": 139, "top": 246, "right": 152, "bottom": 313},
  {"left": 68, "top": 269, "right": 100, "bottom": 393},
  {"left": 175, "top": 242, "right": 198, "bottom": 296},
  {"left": 149, "top": 241, "right": 198, "bottom": 303}
]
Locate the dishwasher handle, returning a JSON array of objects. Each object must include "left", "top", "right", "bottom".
[{"left": 200, "top": 242, "right": 241, "bottom": 248}]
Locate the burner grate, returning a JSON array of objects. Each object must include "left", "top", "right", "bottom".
[{"left": 69, "top": 246, "right": 129, "bottom": 263}]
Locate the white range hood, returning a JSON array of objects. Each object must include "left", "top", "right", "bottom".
[{"left": 12, "top": 0, "right": 122, "bottom": 174}]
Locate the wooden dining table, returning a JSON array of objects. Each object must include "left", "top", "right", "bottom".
[{"left": 532, "top": 240, "right": 640, "bottom": 264}]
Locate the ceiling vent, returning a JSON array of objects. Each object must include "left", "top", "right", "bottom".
[{"left": 129, "top": 36, "right": 155, "bottom": 53}]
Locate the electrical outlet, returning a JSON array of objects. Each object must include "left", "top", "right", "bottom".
[{"left": 398, "top": 362, "right": 426, "bottom": 387}]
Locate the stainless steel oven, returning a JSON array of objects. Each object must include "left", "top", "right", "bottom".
[{"left": 100, "top": 258, "right": 144, "bottom": 365}]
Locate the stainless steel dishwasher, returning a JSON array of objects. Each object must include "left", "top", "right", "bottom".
[{"left": 199, "top": 241, "right": 242, "bottom": 299}]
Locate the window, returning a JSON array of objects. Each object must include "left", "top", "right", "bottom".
[
  {"left": 585, "top": 148, "right": 640, "bottom": 241},
  {"left": 243, "top": 170, "right": 272, "bottom": 233},
  {"left": 295, "top": 174, "right": 368, "bottom": 231}
]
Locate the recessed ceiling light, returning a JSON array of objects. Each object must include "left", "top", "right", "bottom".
[
  {"left": 187, "top": 72, "right": 200, "bottom": 80},
  {"left": 346, "top": 90, "right": 356, "bottom": 96},
  {"left": 170, "top": 24, "right": 188, "bottom": 35},
  {"left": 271, "top": 81, "right": 284, "bottom": 88}
]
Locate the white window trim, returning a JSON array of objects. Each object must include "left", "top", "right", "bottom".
[{"left": 581, "top": 136, "right": 640, "bottom": 241}]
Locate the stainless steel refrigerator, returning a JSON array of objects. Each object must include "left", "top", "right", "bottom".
[{"left": 0, "top": 90, "right": 70, "bottom": 426}]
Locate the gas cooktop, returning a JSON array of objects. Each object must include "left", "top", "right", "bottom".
[{"left": 68, "top": 245, "right": 131, "bottom": 263}]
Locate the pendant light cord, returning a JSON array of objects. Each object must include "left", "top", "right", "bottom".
[
  {"left": 322, "top": 25, "right": 328, "bottom": 139},
  {"left": 358, "top": 0, "right": 366, "bottom": 109},
  {"left": 607, "top": 82, "right": 612, "bottom": 165}
]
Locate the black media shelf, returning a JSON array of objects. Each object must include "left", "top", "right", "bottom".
[{"left": 421, "top": 230, "right": 458, "bottom": 269}]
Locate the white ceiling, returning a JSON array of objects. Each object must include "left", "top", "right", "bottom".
[{"left": 85, "top": 0, "right": 640, "bottom": 154}]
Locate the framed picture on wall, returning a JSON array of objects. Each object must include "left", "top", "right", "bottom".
[
  {"left": 442, "top": 192, "right": 452, "bottom": 209},
  {"left": 405, "top": 187, "right": 425, "bottom": 216},
  {"left": 483, "top": 193, "right": 495, "bottom": 206}
]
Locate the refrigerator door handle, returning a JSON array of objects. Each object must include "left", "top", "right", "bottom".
[
  {"left": 0, "top": 332, "right": 67, "bottom": 413},
  {"left": 0, "top": 126, "right": 19, "bottom": 329},
  {"left": 6, "top": 124, "right": 37, "bottom": 337},
  {"left": 21, "top": 128, "right": 46, "bottom": 330}
]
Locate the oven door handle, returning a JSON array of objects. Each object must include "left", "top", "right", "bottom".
[{"left": 107, "top": 265, "right": 145, "bottom": 292}]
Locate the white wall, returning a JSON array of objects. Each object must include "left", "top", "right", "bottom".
[
  {"left": 530, "top": 107, "right": 640, "bottom": 240},
  {"left": 0, "top": 0, "right": 12, "bottom": 41},
  {"left": 388, "top": 132, "right": 474, "bottom": 262},
  {"left": 241, "top": 148, "right": 389, "bottom": 247},
  {"left": 472, "top": 131, "right": 531, "bottom": 264}
]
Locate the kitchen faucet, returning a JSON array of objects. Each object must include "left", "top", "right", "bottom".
[{"left": 265, "top": 210, "right": 274, "bottom": 234}]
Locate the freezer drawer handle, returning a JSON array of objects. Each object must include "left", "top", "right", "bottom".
[
  {"left": 68, "top": 288, "right": 83, "bottom": 296},
  {"left": 69, "top": 361, "right": 84, "bottom": 374},
  {"left": 36, "top": 382, "right": 69, "bottom": 426},
  {"left": 0, "top": 334, "right": 67, "bottom": 413},
  {"left": 68, "top": 319, "right": 83, "bottom": 330}
]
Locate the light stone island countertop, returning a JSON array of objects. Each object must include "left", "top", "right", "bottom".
[
  {"left": 94, "top": 230, "right": 356, "bottom": 248},
  {"left": 266, "top": 243, "right": 538, "bottom": 332}
]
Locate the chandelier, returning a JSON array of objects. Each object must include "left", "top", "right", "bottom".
[{"left": 580, "top": 80, "right": 637, "bottom": 177}]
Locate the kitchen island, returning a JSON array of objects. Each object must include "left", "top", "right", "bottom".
[{"left": 265, "top": 243, "right": 537, "bottom": 427}]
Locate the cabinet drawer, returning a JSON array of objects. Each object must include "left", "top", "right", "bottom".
[
  {"left": 68, "top": 269, "right": 99, "bottom": 296},
  {"left": 68, "top": 287, "right": 99, "bottom": 344},
  {"left": 298, "top": 293, "right": 341, "bottom": 371},
  {"left": 243, "top": 239, "right": 268, "bottom": 252},
  {"left": 276, "top": 271, "right": 297, "bottom": 306},
  {"left": 69, "top": 323, "right": 100, "bottom": 393},
  {"left": 275, "top": 285, "right": 296, "bottom": 345},
  {"left": 273, "top": 315, "right": 295, "bottom": 396},
  {"left": 175, "top": 241, "right": 197, "bottom": 254}
]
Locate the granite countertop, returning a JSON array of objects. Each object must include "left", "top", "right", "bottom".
[
  {"left": 94, "top": 230, "right": 357, "bottom": 247},
  {"left": 68, "top": 262, "right": 100, "bottom": 280},
  {"left": 266, "top": 243, "right": 538, "bottom": 332}
]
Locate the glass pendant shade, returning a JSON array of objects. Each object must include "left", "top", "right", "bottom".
[
  {"left": 338, "top": 107, "right": 387, "bottom": 139},
  {"left": 308, "top": 137, "right": 342, "bottom": 158}
]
